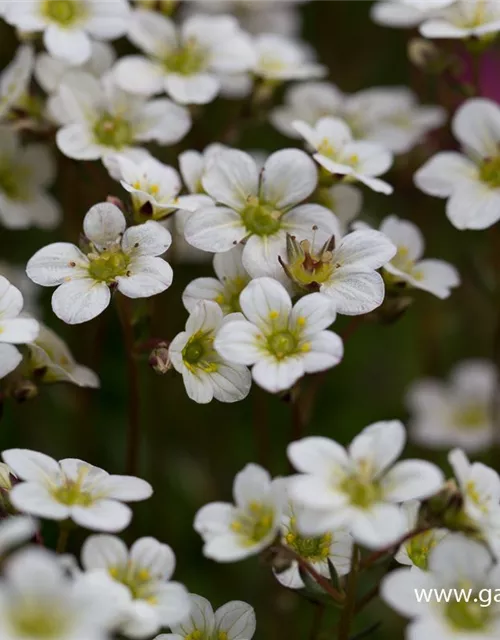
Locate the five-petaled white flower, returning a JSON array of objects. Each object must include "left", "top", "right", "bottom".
[
  {"left": 0, "top": 546, "right": 127, "bottom": 640},
  {"left": 182, "top": 245, "right": 251, "bottom": 315},
  {"left": 82, "top": 535, "right": 191, "bottom": 639},
  {"left": 288, "top": 420, "right": 444, "bottom": 548},
  {"left": 2, "top": 448, "right": 152, "bottom": 532},
  {"left": 370, "top": 215, "right": 460, "bottom": 299},
  {"left": 294, "top": 116, "right": 394, "bottom": 194},
  {"left": 407, "top": 360, "right": 497, "bottom": 453},
  {"left": 50, "top": 71, "right": 191, "bottom": 161},
  {"left": 26, "top": 323, "right": 100, "bottom": 389},
  {"left": 415, "top": 98, "right": 500, "bottom": 230},
  {"left": 0, "top": 276, "right": 40, "bottom": 380},
  {"left": 113, "top": 11, "right": 255, "bottom": 105},
  {"left": 155, "top": 593, "right": 256, "bottom": 640},
  {"left": 0, "top": 45, "right": 34, "bottom": 121},
  {"left": 184, "top": 148, "right": 339, "bottom": 283},
  {"left": 194, "top": 463, "right": 283, "bottom": 562},
  {"left": 252, "top": 33, "right": 326, "bottom": 82},
  {"left": 26, "top": 202, "right": 174, "bottom": 325},
  {"left": 382, "top": 534, "right": 500, "bottom": 640},
  {"left": 394, "top": 500, "right": 447, "bottom": 571},
  {"left": 169, "top": 300, "right": 252, "bottom": 404},
  {"left": 0, "top": 129, "right": 61, "bottom": 230},
  {"left": 4, "top": 0, "right": 130, "bottom": 66},
  {"left": 214, "top": 277, "right": 343, "bottom": 394}
]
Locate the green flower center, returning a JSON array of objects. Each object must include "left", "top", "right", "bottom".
[
  {"left": 93, "top": 114, "right": 133, "bottom": 150},
  {"left": 216, "top": 276, "right": 249, "bottom": 314},
  {"left": 42, "top": 0, "right": 85, "bottom": 26},
  {"left": 52, "top": 483, "right": 94, "bottom": 506},
  {"left": 183, "top": 340, "right": 204, "bottom": 364},
  {"left": 109, "top": 564, "right": 155, "bottom": 602},
  {"left": 163, "top": 42, "right": 207, "bottom": 75},
  {"left": 0, "top": 164, "right": 24, "bottom": 201},
  {"left": 446, "top": 595, "right": 490, "bottom": 631},
  {"left": 182, "top": 332, "right": 218, "bottom": 373},
  {"left": 285, "top": 517, "right": 332, "bottom": 562},
  {"left": 406, "top": 531, "right": 440, "bottom": 570},
  {"left": 267, "top": 330, "right": 297, "bottom": 360},
  {"left": 242, "top": 201, "right": 282, "bottom": 237},
  {"left": 479, "top": 156, "right": 500, "bottom": 188},
  {"left": 231, "top": 501, "right": 275, "bottom": 546},
  {"left": 340, "top": 474, "right": 382, "bottom": 508},
  {"left": 88, "top": 250, "right": 130, "bottom": 283},
  {"left": 455, "top": 403, "right": 489, "bottom": 430},
  {"left": 9, "top": 605, "right": 69, "bottom": 638}
]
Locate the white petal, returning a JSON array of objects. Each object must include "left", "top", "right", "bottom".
[
  {"left": 242, "top": 233, "right": 287, "bottom": 282},
  {"left": 93, "top": 475, "right": 153, "bottom": 502},
  {"left": 182, "top": 369, "right": 214, "bottom": 404},
  {"left": 214, "top": 320, "right": 264, "bottom": 365},
  {"left": 233, "top": 464, "right": 272, "bottom": 509},
  {"left": 429, "top": 534, "right": 492, "bottom": 583},
  {"left": 239, "top": 277, "right": 292, "bottom": 332},
  {"left": 203, "top": 533, "right": 261, "bottom": 562},
  {"left": 380, "top": 215, "right": 424, "bottom": 261},
  {"left": 26, "top": 243, "right": 89, "bottom": 286},
  {"left": 321, "top": 268, "right": 385, "bottom": 316},
  {"left": 83, "top": 203, "right": 126, "bottom": 248},
  {"left": 85, "top": 0, "right": 130, "bottom": 39},
  {"left": 52, "top": 279, "right": 111, "bottom": 324},
  {"left": 210, "top": 363, "right": 252, "bottom": 403},
  {"left": 301, "top": 330, "right": 344, "bottom": 374},
  {"left": 350, "top": 420, "right": 406, "bottom": 477},
  {"left": 9, "top": 483, "right": 69, "bottom": 520},
  {"left": 136, "top": 99, "right": 192, "bottom": 145},
  {"left": 282, "top": 203, "right": 341, "bottom": 238},
  {"left": 288, "top": 437, "right": 349, "bottom": 475},
  {"left": 170, "top": 594, "right": 214, "bottom": 637},
  {"left": 0, "top": 277, "right": 23, "bottom": 319},
  {"left": 184, "top": 206, "right": 246, "bottom": 253},
  {"left": 381, "top": 567, "right": 433, "bottom": 617},
  {"left": 215, "top": 601, "right": 256, "bottom": 640},
  {"left": 410, "top": 259, "right": 460, "bottom": 298},
  {"left": 334, "top": 230, "right": 396, "bottom": 270},
  {"left": 289, "top": 292, "right": 337, "bottom": 334},
  {"left": 0, "top": 344, "right": 22, "bottom": 378},
  {"left": 165, "top": 73, "right": 220, "bottom": 105},
  {"left": 116, "top": 257, "right": 173, "bottom": 298},
  {"left": 382, "top": 460, "right": 444, "bottom": 503},
  {"left": 2, "top": 449, "right": 60, "bottom": 483},
  {"left": 182, "top": 278, "right": 225, "bottom": 313},
  {"left": 350, "top": 503, "right": 406, "bottom": 548},
  {"left": 186, "top": 299, "right": 223, "bottom": 334},
  {"left": 113, "top": 56, "right": 165, "bottom": 96},
  {"left": 453, "top": 98, "right": 500, "bottom": 159},
  {"left": 194, "top": 501, "right": 235, "bottom": 537},
  {"left": 252, "top": 356, "right": 304, "bottom": 393},
  {"left": 56, "top": 124, "right": 103, "bottom": 161},
  {"left": 81, "top": 534, "right": 128, "bottom": 570},
  {"left": 414, "top": 152, "right": 477, "bottom": 197},
  {"left": 44, "top": 25, "right": 91, "bottom": 65},
  {"left": 71, "top": 499, "right": 132, "bottom": 532},
  {"left": 261, "top": 149, "right": 317, "bottom": 209},
  {"left": 154, "top": 582, "right": 192, "bottom": 627},
  {"left": 122, "top": 221, "right": 172, "bottom": 257},
  {"left": 0, "top": 318, "right": 39, "bottom": 344},
  {"left": 130, "top": 537, "right": 175, "bottom": 580},
  {"left": 447, "top": 180, "right": 500, "bottom": 230},
  {"left": 127, "top": 8, "right": 177, "bottom": 59},
  {"left": 0, "top": 516, "right": 38, "bottom": 556},
  {"left": 202, "top": 150, "right": 259, "bottom": 210}
]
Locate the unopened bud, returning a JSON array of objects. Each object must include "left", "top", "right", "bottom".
[{"left": 149, "top": 342, "right": 172, "bottom": 374}]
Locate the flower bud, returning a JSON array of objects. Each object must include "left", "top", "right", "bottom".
[{"left": 149, "top": 342, "right": 172, "bottom": 375}]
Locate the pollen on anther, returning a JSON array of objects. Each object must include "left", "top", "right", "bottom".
[
  {"left": 134, "top": 242, "right": 139, "bottom": 248},
  {"left": 68, "top": 261, "right": 76, "bottom": 267}
]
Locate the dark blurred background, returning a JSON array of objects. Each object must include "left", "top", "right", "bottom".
[{"left": 1, "top": 2, "right": 498, "bottom": 638}]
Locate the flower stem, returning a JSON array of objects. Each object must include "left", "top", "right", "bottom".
[
  {"left": 116, "top": 294, "right": 141, "bottom": 476},
  {"left": 56, "top": 525, "right": 70, "bottom": 554},
  {"left": 337, "top": 545, "right": 360, "bottom": 640}
]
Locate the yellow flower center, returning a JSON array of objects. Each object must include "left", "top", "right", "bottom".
[
  {"left": 163, "top": 41, "right": 207, "bottom": 75},
  {"left": 9, "top": 604, "right": 70, "bottom": 638},
  {"left": 42, "top": 0, "right": 86, "bottom": 27},
  {"left": 284, "top": 516, "right": 332, "bottom": 562},
  {"left": 109, "top": 563, "right": 156, "bottom": 601},
  {"left": 231, "top": 501, "right": 275, "bottom": 546},
  {"left": 51, "top": 465, "right": 95, "bottom": 507},
  {"left": 479, "top": 156, "right": 500, "bottom": 188},
  {"left": 93, "top": 114, "right": 133, "bottom": 150},
  {"left": 88, "top": 249, "right": 130, "bottom": 283}
]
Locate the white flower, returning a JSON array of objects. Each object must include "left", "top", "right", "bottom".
[
  {"left": 281, "top": 227, "right": 396, "bottom": 315},
  {"left": 407, "top": 360, "right": 497, "bottom": 453},
  {"left": 414, "top": 98, "right": 500, "bottom": 230},
  {"left": 314, "top": 184, "right": 363, "bottom": 234},
  {"left": 182, "top": 245, "right": 251, "bottom": 315},
  {"left": 4, "top": 0, "right": 130, "bottom": 66},
  {"left": 214, "top": 277, "right": 343, "bottom": 394},
  {"left": 371, "top": 0, "right": 449, "bottom": 29},
  {"left": 26, "top": 323, "right": 100, "bottom": 388},
  {"left": 276, "top": 483, "right": 353, "bottom": 590},
  {"left": 169, "top": 300, "right": 252, "bottom": 404},
  {"left": 0, "top": 129, "right": 61, "bottom": 230},
  {"left": 0, "top": 277, "right": 40, "bottom": 380},
  {"left": 184, "top": 148, "right": 339, "bottom": 283},
  {"left": 113, "top": 11, "right": 255, "bottom": 104},
  {"left": 2, "top": 449, "right": 152, "bottom": 531},
  {"left": 156, "top": 593, "right": 256, "bottom": 640},
  {"left": 108, "top": 153, "right": 210, "bottom": 221},
  {"left": 35, "top": 41, "right": 116, "bottom": 94},
  {"left": 376, "top": 215, "right": 460, "bottom": 298},
  {"left": 294, "top": 117, "right": 394, "bottom": 194},
  {"left": 394, "top": 500, "right": 447, "bottom": 570},
  {"left": 273, "top": 83, "right": 445, "bottom": 155},
  {"left": 382, "top": 534, "right": 500, "bottom": 639},
  {"left": 420, "top": 0, "right": 500, "bottom": 39},
  {"left": 288, "top": 420, "right": 444, "bottom": 548},
  {"left": 0, "top": 45, "right": 34, "bottom": 121},
  {"left": 26, "top": 202, "right": 173, "bottom": 324},
  {"left": 448, "top": 448, "right": 500, "bottom": 558},
  {"left": 179, "top": 144, "right": 228, "bottom": 197},
  {"left": 0, "top": 546, "right": 127, "bottom": 640},
  {"left": 0, "top": 516, "right": 38, "bottom": 557},
  {"left": 194, "top": 463, "right": 283, "bottom": 562},
  {"left": 252, "top": 33, "right": 326, "bottom": 82},
  {"left": 50, "top": 71, "right": 191, "bottom": 161},
  {"left": 82, "top": 535, "right": 191, "bottom": 638}
]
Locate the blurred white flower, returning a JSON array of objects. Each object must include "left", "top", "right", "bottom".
[
  {"left": 0, "top": 277, "right": 40, "bottom": 380},
  {"left": 184, "top": 148, "right": 339, "bottom": 283},
  {"left": 169, "top": 300, "right": 252, "bottom": 404},
  {"left": 0, "top": 546, "right": 127, "bottom": 640},
  {"left": 35, "top": 41, "right": 116, "bottom": 95},
  {"left": 252, "top": 33, "right": 325, "bottom": 82},
  {"left": 179, "top": 144, "right": 228, "bottom": 197},
  {"left": 27, "top": 324, "right": 100, "bottom": 388},
  {"left": 194, "top": 463, "right": 283, "bottom": 561},
  {"left": 276, "top": 481, "right": 353, "bottom": 589},
  {"left": 394, "top": 500, "right": 447, "bottom": 570},
  {"left": 182, "top": 245, "right": 251, "bottom": 315},
  {"left": 50, "top": 71, "right": 191, "bottom": 161},
  {"left": 82, "top": 535, "right": 191, "bottom": 638},
  {"left": 4, "top": 0, "right": 130, "bottom": 65},
  {"left": 26, "top": 202, "right": 173, "bottom": 324},
  {"left": 288, "top": 420, "right": 444, "bottom": 548},
  {"left": 214, "top": 277, "right": 343, "bottom": 394},
  {"left": 0, "top": 129, "right": 61, "bottom": 230},
  {"left": 371, "top": 0, "right": 450, "bottom": 29},
  {"left": 382, "top": 534, "right": 500, "bottom": 639},
  {"left": 415, "top": 98, "right": 500, "bottom": 230},
  {"left": 2, "top": 448, "right": 152, "bottom": 531},
  {"left": 0, "top": 45, "right": 34, "bottom": 121},
  {"left": 420, "top": 0, "right": 500, "bottom": 39},
  {"left": 314, "top": 184, "right": 363, "bottom": 234},
  {"left": 294, "top": 117, "right": 394, "bottom": 194},
  {"left": 0, "top": 516, "right": 38, "bottom": 557},
  {"left": 407, "top": 360, "right": 496, "bottom": 453},
  {"left": 113, "top": 11, "right": 255, "bottom": 104},
  {"left": 156, "top": 593, "right": 256, "bottom": 640}
]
